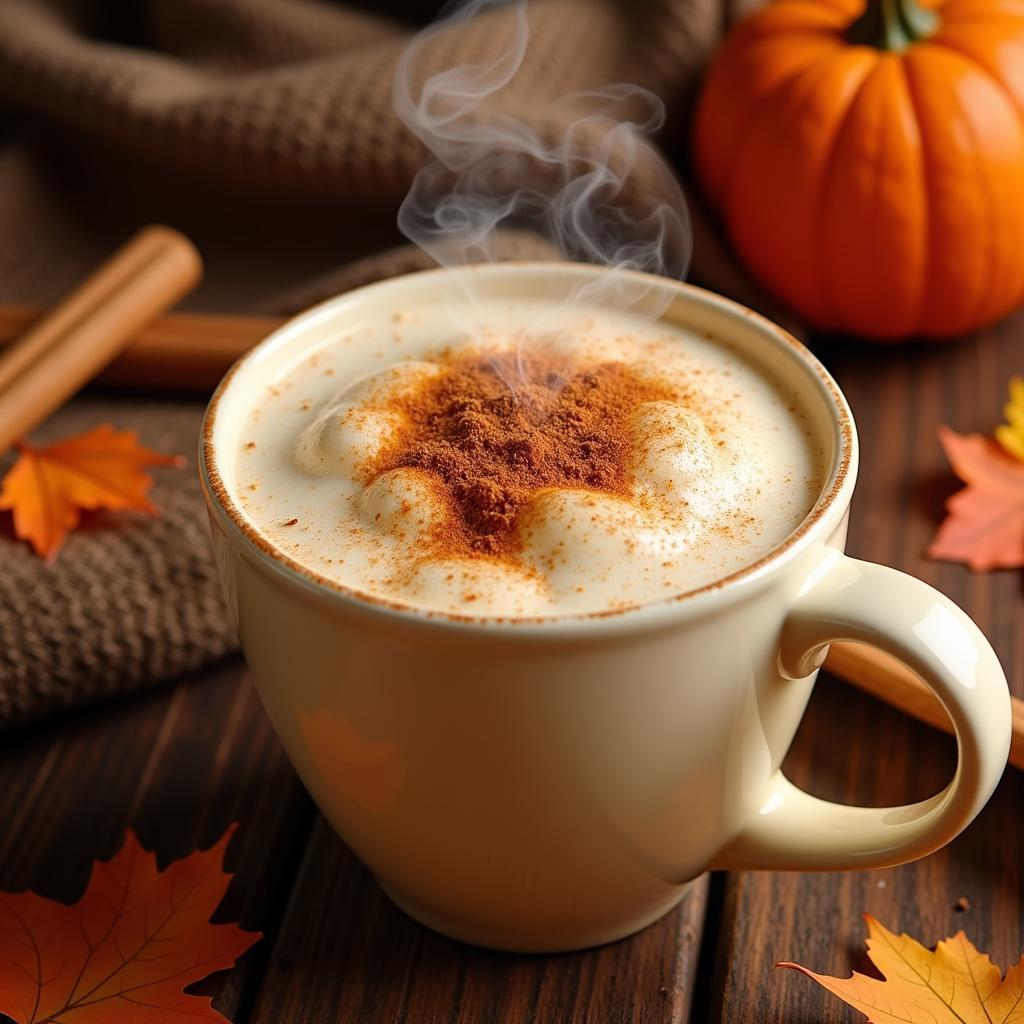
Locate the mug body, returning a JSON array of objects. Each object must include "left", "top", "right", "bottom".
[{"left": 201, "top": 264, "right": 856, "bottom": 952}]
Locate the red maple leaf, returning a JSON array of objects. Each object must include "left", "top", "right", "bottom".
[
  {"left": 927, "top": 426, "right": 1024, "bottom": 571},
  {"left": 0, "top": 826, "right": 260, "bottom": 1024}
]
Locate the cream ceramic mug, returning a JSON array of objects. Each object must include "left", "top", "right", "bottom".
[{"left": 200, "top": 264, "right": 1011, "bottom": 953}]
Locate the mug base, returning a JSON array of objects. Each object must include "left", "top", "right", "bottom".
[{"left": 379, "top": 880, "right": 693, "bottom": 953}]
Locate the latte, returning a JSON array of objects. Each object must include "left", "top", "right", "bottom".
[{"left": 235, "top": 298, "right": 824, "bottom": 617}]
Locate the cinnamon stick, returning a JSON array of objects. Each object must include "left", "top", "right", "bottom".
[
  {"left": 824, "top": 641, "right": 1024, "bottom": 770},
  {"left": 0, "top": 226, "right": 203, "bottom": 449},
  {"left": 0, "top": 305, "right": 280, "bottom": 392}
]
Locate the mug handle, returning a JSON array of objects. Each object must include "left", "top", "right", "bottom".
[{"left": 713, "top": 552, "right": 1011, "bottom": 872}]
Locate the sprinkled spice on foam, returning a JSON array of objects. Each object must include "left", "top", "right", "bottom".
[{"left": 367, "top": 350, "right": 677, "bottom": 555}]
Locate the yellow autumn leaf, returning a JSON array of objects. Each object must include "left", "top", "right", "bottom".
[
  {"left": 995, "top": 375, "right": 1024, "bottom": 461},
  {"left": 780, "top": 915, "right": 1024, "bottom": 1024}
]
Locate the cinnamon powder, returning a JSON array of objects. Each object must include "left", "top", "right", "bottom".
[{"left": 368, "top": 349, "right": 675, "bottom": 555}]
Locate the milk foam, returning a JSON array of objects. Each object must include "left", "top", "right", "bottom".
[{"left": 235, "top": 301, "right": 823, "bottom": 617}]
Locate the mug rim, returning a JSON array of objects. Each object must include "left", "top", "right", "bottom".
[{"left": 200, "top": 262, "right": 857, "bottom": 634}]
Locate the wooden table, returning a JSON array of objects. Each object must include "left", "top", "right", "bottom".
[{"left": 2, "top": 316, "right": 1022, "bottom": 1024}]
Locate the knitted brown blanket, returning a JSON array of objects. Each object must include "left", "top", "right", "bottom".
[{"left": 0, "top": 0, "right": 776, "bottom": 724}]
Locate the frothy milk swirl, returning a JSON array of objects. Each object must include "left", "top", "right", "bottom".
[{"left": 236, "top": 302, "right": 823, "bottom": 617}]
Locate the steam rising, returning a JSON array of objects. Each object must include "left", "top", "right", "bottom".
[{"left": 392, "top": 0, "right": 691, "bottom": 318}]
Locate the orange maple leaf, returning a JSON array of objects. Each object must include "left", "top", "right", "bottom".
[
  {"left": 779, "top": 914, "right": 1024, "bottom": 1023},
  {"left": 0, "top": 425, "right": 183, "bottom": 560},
  {"left": 0, "top": 826, "right": 260, "bottom": 1024},
  {"left": 927, "top": 425, "right": 1024, "bottom": 571}
]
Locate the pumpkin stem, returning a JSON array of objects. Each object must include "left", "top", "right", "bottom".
[{"left": 847, "top": 0, "right": 937, "bottom": 51}]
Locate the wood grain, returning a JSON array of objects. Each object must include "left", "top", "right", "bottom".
[
  {"left": 0, "top": 662, "right": 314, "bottom": 1023},
  {"left": 247, "top": 819, "right": 709, "bottom": 1024}
]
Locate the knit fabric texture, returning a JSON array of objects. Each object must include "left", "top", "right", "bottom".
[{"left": 0, "top": 0, "right": 776, "bottom": 724}]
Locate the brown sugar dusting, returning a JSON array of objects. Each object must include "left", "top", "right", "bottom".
[{"left": 368, "top": 349, "right": 677, "bottom": 556}]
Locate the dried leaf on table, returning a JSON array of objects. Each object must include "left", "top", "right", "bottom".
[
  {"left": 927, "top": 425, "right": 1024, "bottom": 571},
  {"left": 0, "top": 825, "right": 260, "bottom": 1024},
  {"left": 0, "top": 424, "right": 183, "bottom": 560},
  {"left": 779, "top": 914, "right": 1024, "bottom": 1023},
  {"left": 996, "top": 375, "right": 1024, "bottom": 461}
]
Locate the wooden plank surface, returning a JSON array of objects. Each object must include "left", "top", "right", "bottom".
[
  {"left": 0, "top": 662, "right": 315, "bottom": 1023},
  {"left": 1, "top": 312, "right": 1022, "bottom": 1024},
  {"left": 247, "top": 822, "right": 708, "bottom": 1024}
]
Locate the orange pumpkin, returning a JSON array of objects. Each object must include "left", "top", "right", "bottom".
[{"left": 693, "top": 0, "right": 1024, "bottom": 340}]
